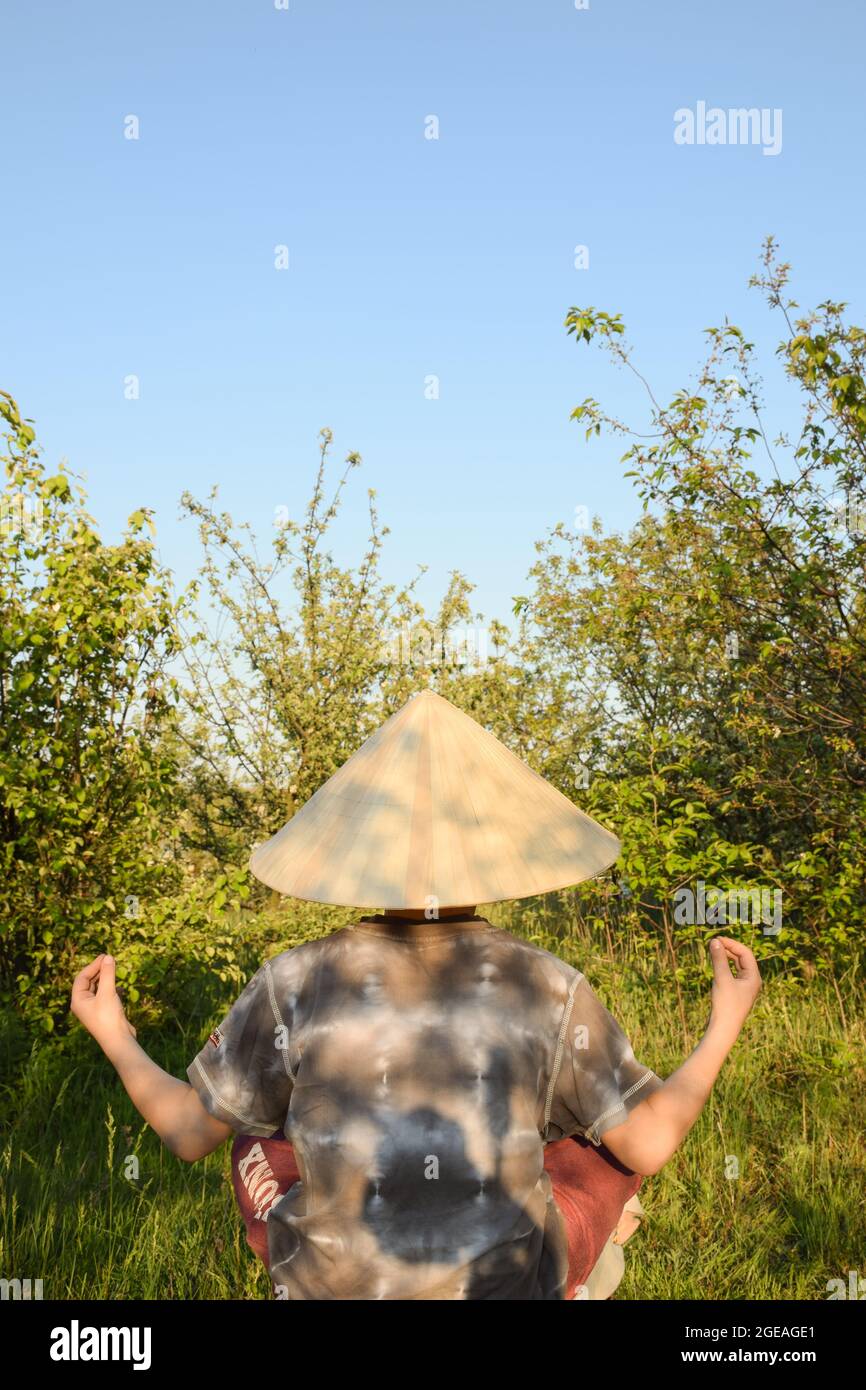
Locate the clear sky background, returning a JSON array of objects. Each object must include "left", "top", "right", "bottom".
[{"left": 3, "top": 0, "right": 865, "bottom": 628}]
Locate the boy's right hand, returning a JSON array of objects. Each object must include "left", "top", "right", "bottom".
[
  {"left": 70, "top": 954, "right": 138, "bottom": 1050},
  {"left": 708, "top": 936, "right": 762, "bottom": 1035}
]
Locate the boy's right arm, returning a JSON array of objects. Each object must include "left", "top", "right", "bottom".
[
  {"left": 71, "top": 953, "right": 234, "bottom": 1161},
  {"left": 598, "top": 937, "right": 762, "bottom": 1176}
]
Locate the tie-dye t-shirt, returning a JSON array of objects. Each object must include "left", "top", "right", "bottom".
[{"left": 187, "top": 914, "right": 664, "bottom": 1300}]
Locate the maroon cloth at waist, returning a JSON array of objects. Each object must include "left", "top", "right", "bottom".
[{"left": 231, "top": 1131, "right": 641, "bottom": 1299}]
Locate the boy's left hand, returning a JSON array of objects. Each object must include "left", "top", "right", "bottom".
[{"left": 71, "top": 954, "right": 137, "bottom": 1049}]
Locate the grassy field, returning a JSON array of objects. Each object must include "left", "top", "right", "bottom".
[{"left": 2, "top": 910, "right": 864, "bottom": 1301}]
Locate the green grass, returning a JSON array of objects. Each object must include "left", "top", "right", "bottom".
[
  {"left": 1, "top": 914, "right": 864, "bottom": 1300},
  {"left": 619, "top": 977, "right": 866, "bottom": 1300}
]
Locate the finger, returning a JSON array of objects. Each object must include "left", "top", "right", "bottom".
[
  {"left": 709, "top": 937, "right": 732, "bottom": 985},
  {"left": 715, "top": 938, "right": 761, "bottom": 985},
  {"left": 714, "top": 935, "right": 748, "bottom": 955},
  {"left": 717, "top": 937, "right": 760, "bottom": 977},
  {"left": 71, "top": 955, "right": 105, "bottom": 996},
  {"left": 96, "top": 954, "right": 117, "bottom": 995}
]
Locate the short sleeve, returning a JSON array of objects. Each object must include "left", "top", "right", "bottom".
[
  {"left": 544, "top": 973, "right": 664, "bottom": 1147},
  {"left": 186, "top": 957, "right": 296, "bottom": 1138}
]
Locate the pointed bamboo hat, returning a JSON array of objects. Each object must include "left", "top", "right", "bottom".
[{"left": 249, "top": 690, "right": 620, "bottom": 908}]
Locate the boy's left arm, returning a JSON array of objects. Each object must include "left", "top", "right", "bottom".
[
  {"left": 71, "top": 954, "right": 233, "bottom": 1161},
  {"left": 601, "top": 937, "right": 762, "bottom": 1175}
]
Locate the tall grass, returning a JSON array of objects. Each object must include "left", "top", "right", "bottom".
[{"left": 1, "top": 905, "right": 863, "bottom": 1300}]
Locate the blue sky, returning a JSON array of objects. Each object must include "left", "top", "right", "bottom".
[{"left": 3, "top": 0, "right": 865, "bottom": 627}]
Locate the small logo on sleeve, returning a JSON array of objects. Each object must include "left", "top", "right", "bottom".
[{"left": 208, "top": 1027, "right": 223, "bottom": 1048}]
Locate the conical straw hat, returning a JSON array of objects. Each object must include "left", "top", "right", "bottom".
[{"left": 249, "top": 690, "right": 620, "bottom": 908}]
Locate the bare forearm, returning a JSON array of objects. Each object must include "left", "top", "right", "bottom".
[
  {"left": 639, "top": 1016, "right": 738, "bottom": 1170},
  {"left": 71, "top": 952, "right": 233, "bottom": 1160},
  {"left": 101, "top": 1032, "right": 224, "bottom": 1161},
  {"left": 605, "top": 1016, "right": 740, "bottom": 1175}
]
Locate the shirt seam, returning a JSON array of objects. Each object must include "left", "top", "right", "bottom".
[
  {"left": 191, "top": 1055, "right": 275, "bottom": 1134},
  {"left": 583, "top": 1067, "right": 660, "bottom": 1143},
  {"left": 264, "top": 959, "right": 296, "bottom": 1083},
  {"left": 543, "top": 971, "right": 584, "bottom": 1136}
]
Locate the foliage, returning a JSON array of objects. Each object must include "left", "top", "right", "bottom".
[
  {"left": 0, "top": 392, "right": 185, "bottom": 1030},
  {"left": 515, "top": 238, "right": 866, "bottom": 979}
]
